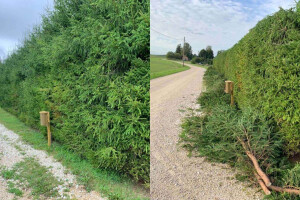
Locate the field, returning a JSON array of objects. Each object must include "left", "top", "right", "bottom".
[{"left": 150, "top": 55, "right": 189, "bottom": 79}]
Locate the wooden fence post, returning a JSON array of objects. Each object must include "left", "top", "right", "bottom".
[
  {"left": 40, "top": 111, "right": 51, "bottom": 147},
  {"left": 225, "top": 81, "right": 234, "bottom": 106}
]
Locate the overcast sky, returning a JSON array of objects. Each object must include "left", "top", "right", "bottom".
[
  {"left": 0, "top": 0, "right": 53, "bottom": 60},
  {"left": 150, "top": 0, "right": 296, "bottom": 55}
]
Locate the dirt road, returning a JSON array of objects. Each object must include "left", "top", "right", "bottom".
[{"left": 150, "top": 63, "right": 262, "bottom": 200}]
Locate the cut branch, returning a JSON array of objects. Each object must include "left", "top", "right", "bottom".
[
  {"left": 245, "top": 151, "right": 271, "bottom": 187},
  {"left": 268, "top": 186, "right": 300, "bottom": 195},
  {"left": 254, "top": 172, "right": 271, "bottom": 195},
  {"left": 238, "top": 138, "right": 272, "bottom": 187}
]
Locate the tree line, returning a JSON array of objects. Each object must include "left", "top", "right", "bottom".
[{"left": 166, "top": 43, "right": 215, "bottom": 65}]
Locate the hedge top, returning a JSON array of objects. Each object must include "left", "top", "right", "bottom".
[{"left": 213, "top": 4, "right": 300, "bottom": 155}]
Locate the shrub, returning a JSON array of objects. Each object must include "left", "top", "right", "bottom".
[
  {"left": 191, "top": 57, "right": 201, "bottom": 64},
  {"left": 166, "top": 51, "right": 175, "bottom": 59},
  {"left": 213, "top": 5, "right": 300, "bottom": 155},
  {"left": 166, "top": 51, "right": 182, "bottom": 60},
  {"left": 0, "top": 0, "right": 150, "bottom": 184},
  {"left": 174, "top": 52, "right": 182, "bottom": 60}
]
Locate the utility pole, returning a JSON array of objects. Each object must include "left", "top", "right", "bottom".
[{"left": 182, "top": 36, "right": 185, "bottom": 67}]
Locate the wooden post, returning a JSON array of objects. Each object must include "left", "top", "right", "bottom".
[
  {"left": 183, "top": 36, "right": 185, "bottom": 67},
  {"left": 225, "top": 81, "right": 234, "bottom": 106},
  {"left": 40, "top": 111, "right": 51, "bottom": 147},
  {"left": 46, "top": 112, "right": 51, "bottom": 147},
  {"left": 230, "top": 84, "right": 234, "bottom": 106}
]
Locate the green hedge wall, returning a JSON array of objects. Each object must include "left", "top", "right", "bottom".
[
  {"left": 0, "top": 0, "right": 149, "bottom": 183},
  {"left": 213, "top": 6, "right": 300, "bottom": 155}
]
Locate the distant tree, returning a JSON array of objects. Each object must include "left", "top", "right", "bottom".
[
  {"left": 206, "top": 45, "right": 214, "bottom": 60},
  {"left": 191, "top": 57, "right": 201, "bottom": 64},
  {"left": 166, "top": 51, "right": 175, "bottom": 59},
  {"left": 183, "top": 42, "right": 193, "bottom": 60},
  {"left": 166, "top": 51, "right": 182, "bottom": 60},
  {"left": 198, "top": 49, "right": 207, "bottom": 60},
  {"left": 197, "top": 46, "right": 214, "bottom": 64},
  {"left": 175, "top": 44, "right": 182, "bottom": 54},
  {"left": 174, "top": 53, "right": 182, "bottom": 60}
]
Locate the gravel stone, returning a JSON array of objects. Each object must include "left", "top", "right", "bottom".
[{"left": 0, "top": 124, "right": 105, "bottom": 200}]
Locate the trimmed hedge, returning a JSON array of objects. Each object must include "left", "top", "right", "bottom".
[
  {"left": 213, "top": 6, "right": 300, "bottom": 155},
  {"left": 0, "top": 0, "right": 149, "bottom": 183}
]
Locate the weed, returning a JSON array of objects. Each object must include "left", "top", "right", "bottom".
[
  {"left": 1, "top": 158, "right": 62, "bottom": 199},
  {"left": 1, "top": 169, "right": 15, "bottom": 179},
  {"left": 7, "top": 181, "right": 23, "bottom": 197}
]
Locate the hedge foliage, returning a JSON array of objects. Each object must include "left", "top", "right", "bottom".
[
  {"left": 0, "top": 0, "right": 150, "bottom": 183},
  {"left": 213, "top": 5, "right": 300, "bottom": 155}
]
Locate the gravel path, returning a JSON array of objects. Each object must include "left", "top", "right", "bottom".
[
  {"left": 150, "top": 62, "right": 263, "bottom": 200},
  {"left": 0, "top": 123, "right": 105, "bottom": 200}
]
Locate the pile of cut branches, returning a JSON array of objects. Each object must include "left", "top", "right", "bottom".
[{"left": 180, "top": 67, "right": 300, "bottom": 199}]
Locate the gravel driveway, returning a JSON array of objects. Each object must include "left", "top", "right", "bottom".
[{"left": 150, "top": 62, "right": 263, "bottom": 200}]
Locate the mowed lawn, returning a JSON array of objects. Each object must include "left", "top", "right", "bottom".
[{"left": 150, "top": 55, "right": 189, "bottom": 79}]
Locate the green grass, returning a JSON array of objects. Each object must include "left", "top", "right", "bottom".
[
  {"left": 7, "top": 182, "right": 23, "bottom": 197},
  {"left": 150, "top": 55, "right": 189, "bottom": 79},
  {"left": 0, "top": 107, "right": 149, "bottom": 200},
  {"left": 1, "top": 158, "right": 62, "bottom": 199}
]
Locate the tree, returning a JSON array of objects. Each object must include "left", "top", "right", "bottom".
[
  {"left": 198, "top": 49, "right": 207, "bottom": 60},
  {"left": 166, "top": 51, "right": 175, "bottom": 59},
  {"left": 174, "top": 53, "right": 182, "bottom": 59},
  {"left": 175, "top": 44, "right": 182, "bottom": 54},
  {"left": 166, "top": 51, "right": 182, "bottom": 60},
  {"left": 191, "top": 57, "right": 201, "bottom": 64},
  {"left": 198, "top": 46, "right": 214, "bottom": 64},
  {"left": 183, "top": 42, "right": 193, "bottom": 60},
  {"left": 206, "top": 45, "right": 214, "bottom": 60}
]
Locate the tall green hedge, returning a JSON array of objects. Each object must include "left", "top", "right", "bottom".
[
  {"left": 213, "top": 5, "right": 300, "bottom": 155},
  {"left": 0, "top": 0, "right": 149, "bottom": 183}
]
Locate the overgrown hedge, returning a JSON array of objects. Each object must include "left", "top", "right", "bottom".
[
  {"left": 0, "top": 0, "right": 149, "bottom": 184},
  {"left": 213, "top": 5, "right": 300, "bottom": 155}
]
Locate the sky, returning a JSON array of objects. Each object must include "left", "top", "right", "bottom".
[
  {"left": 0, "top": 0, "right": 54, "bottom": 60},
  {"left": 150, "top": 0, "right": 296, "bottom": 55}
]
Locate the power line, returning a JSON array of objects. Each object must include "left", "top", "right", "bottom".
[
  {"left": 151, "top": 27, "right": 201, "bottom": 41},
  {"left": 150, "top": 27, "right": 181, "bottom": 41}
]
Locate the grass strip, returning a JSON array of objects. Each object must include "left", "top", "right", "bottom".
[{"left": 1, "top": 158, "right": 62, "bottom": 199}]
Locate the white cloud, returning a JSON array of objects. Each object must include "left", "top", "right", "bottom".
[{"left": 150, "top": 0, "right": 296, "bottom": 55}]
